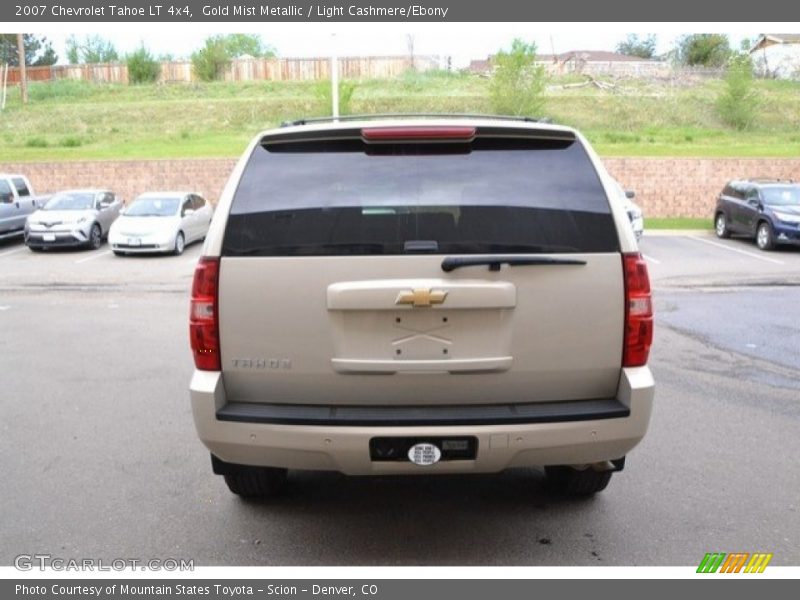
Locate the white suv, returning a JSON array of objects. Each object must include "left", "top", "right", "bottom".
[{"left": 189, "top": 116, "right": 654, "bottom": 497}]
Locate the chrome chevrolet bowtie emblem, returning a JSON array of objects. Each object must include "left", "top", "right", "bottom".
[{"left": 395, "top": 288, "right": 448, "bottom": 308}]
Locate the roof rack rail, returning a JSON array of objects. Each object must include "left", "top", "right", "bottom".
[
  {"left": 280, "top": 113, "right": 553, "bottom": 128},
  {"left": 746, "top": 177, "right": 794, "bottom": 183}
]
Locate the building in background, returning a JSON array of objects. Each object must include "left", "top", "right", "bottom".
[{"left": 750, "top": 34, "right": 800, "bottom": 79}]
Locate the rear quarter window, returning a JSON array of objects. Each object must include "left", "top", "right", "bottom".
[{"left": 223, "top": 131, "right": 618, "bottom": 256}]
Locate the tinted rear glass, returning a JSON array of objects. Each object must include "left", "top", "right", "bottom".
[{"left": 223, "top": 133, "right": 617, "bottom": 256}]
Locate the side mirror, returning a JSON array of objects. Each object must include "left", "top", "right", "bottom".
[
  {"left": 625, "top": 190, "right": 636, "bottom": 199},
  {"left": 183, "top": 208, "right": 195, "bottom": 217}
]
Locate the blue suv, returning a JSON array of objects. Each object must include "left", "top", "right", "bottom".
[{"left": 714, "top": 179, "right": 800, "bottom": 251}]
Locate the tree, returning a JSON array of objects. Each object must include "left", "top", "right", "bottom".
[
  {"left": 81, "top": 35, "right": 119, "bottom": 63},
  {"left": 191, "top": 34, "right": 276, "bottom": 82},
  {"left": 0, "top": 34, "right": 58, "bottom": 66},
  {"left": 717, "top": 53, "right": 759, "bottom": 130},
  {"left": 126, "top": 45, "right": 160, "bottom": 84},
  {"left": 64, "top": 34, "right": 119, "bottom": 64},
  {"left": 489, "top": 39, "right": 547, "bottom": 117},
  {"left": 675, "top": 34, "right": 731, "bottom": 67},
  {"left": 616, "top": 34, "right": 657, "bottom": 59},
  {"left": 216, "top": 33, "right": 275, "bottom": 58},
  {"left": 65, "top": 35, "right": 80, "bottom": 64},
  {"left": 191, "top": 37, "right": 231, "bottom": 82}
]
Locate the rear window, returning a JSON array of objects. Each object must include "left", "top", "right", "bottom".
[{"left": 223, "top": 131, "right": 618, "bottom": 256}]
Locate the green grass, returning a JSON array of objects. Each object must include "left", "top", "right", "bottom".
[
  {"left": 2, "top": 72, "right": 800, "bottom": 161},
  {"left": 645, "top": 217, "right": 713, "bottom": 230}
]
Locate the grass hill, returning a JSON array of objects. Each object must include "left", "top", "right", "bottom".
[{"left": 2, "top": 70, "right": 800, "bottom": 161}]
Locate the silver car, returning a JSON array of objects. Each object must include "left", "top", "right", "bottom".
[
  {"left": 109, "top": 191, "right": 213, "bottom": 256},
  {"left": 25, "top": 189, "right": 122, "bottom": 251}
]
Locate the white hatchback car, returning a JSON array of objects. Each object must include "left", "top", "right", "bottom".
[{"left": 110, "top": 191, "right": 212, "bottom": 256}]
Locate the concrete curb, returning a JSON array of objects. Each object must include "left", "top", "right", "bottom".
[{"left": 643, "top": 229, "right": 714, "bottom": 237}]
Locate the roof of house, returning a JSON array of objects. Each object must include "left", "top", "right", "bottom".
[{"left": 751, "top": 34, "right": 800, "bottom": 52}]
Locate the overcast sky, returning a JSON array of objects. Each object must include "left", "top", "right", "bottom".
[{"left": 13, "top": 22, "right": 792, "bottom": 67}]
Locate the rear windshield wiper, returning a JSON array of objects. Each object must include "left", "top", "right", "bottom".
[{"left": 441, "top": 255, "right": 587, "bottom": 272}]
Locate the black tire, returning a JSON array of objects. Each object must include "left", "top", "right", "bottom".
[
  {"left": 28, "top": 245, "right": 42, "bottom": 252},
  {"left": 223, "top": 467, "right": 288, "bottom": 497},
  {"left": 173, "top": 232, "right": 185, "bottom": 256},
  {"left": 88, "top": 224, "right": 102, "bottom": 249},
  {"left": 113, "top": 250, "right": 126, "bottom": 257},
  {"left": 714, "top": 212, "right": 731, "bottom": 239},
  {"left": 756, "top": 221, "right": 775, "bottom": 251},
  {"left": 545, "top": 466, "right": 613, "bottom": 496}
]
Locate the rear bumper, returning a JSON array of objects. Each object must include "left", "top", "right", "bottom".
[{"left": 190, "top": 368, "right": 654, "bottom": 476}]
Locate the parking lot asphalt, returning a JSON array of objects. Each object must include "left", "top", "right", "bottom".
[{"left": 1, "top": 232, "right": 798, "bottom": 566}]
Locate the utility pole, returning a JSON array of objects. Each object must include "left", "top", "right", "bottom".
[
  {"left": 330, "top": 33, "right": 339, "bottom": 119},
  {"left": 17, "top": 34, "right": 28, "bottom": 104}
]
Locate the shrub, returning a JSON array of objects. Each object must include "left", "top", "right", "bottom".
[
  {"left": 126, "top": 46, "right": 160, "bottom": 84},
  {"left": 717, "top": 54, "right": 759, "bottom": 130},
  {"left": 192, "top": 38, "right": 230, "bottom": 82},
  {"left": 25, "top": 137, "right": 48, "bottom": 148},
  {"left": 489, "top": 39, "right": 547, "bottom": 117},
  {"left": 314, "top": 80, "right": 357, "bottom": 116}
]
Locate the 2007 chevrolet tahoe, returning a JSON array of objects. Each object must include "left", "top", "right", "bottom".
[{"left": 189, "top": 116, "right": 655, "bottom": 497}]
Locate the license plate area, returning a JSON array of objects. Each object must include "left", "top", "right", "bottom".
[
  {"left": 43, "top": 233, "right": 56, "bottom": 242},
  {"left": 369, "top": 436, "right": 478, "bottom": 462}
]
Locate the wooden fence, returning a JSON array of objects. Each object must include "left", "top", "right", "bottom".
[{"left": 3, "top": 56, "right": 443, "bottom": 85}]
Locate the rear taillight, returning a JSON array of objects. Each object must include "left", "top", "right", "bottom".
[
  {"left": 190, "top": 256, "right": 220, "bottom": 371},
  {"left": 361, "top": 126, "right": 476, "bottom": 141},
  {"left": 622, "top": 253, "right": 653, "bottom": 367}
]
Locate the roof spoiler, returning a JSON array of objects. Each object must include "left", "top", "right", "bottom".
[{"left": 280, "top": 113, "right": 554, "bottom": 128}]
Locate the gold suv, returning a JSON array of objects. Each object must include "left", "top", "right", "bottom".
[{"left": 189, "top": 116, "right": 654, "bottom": 497}]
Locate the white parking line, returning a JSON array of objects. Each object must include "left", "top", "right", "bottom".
[
  {"left": 688, "top": 236, "right": 785, "bottom": 265},
  {"left": 642, "top": 254, "right": 661, "bottom": 265},
  {"left": 0, "top": 247, "right": 24, "bottom": 258},
  {"left": 75, "top": 250, "right": 112, "bottom": 264}
]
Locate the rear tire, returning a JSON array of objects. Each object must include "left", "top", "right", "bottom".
[
  {"left": 223, "top": 467, "right": 288, "bottom": 497},
  {"left": 715, "top": 213, "right": 731, "bottom": 239},
  {"left": 756, "top": 221, "right": 775, "bottom": 251},
  {"left": 545, "top": 465, "right": 613, "bottom": 496}
]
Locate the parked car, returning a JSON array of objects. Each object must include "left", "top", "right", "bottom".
[
  {"left": 612, "top": 180, "right": 644, "bottom": 241},
  {"left": 714, "top": 179, "right": 800, "bottom": 251},
  {"left": 109, "top": 192, "right": 212, "bottom": 256},
  {"left": 0, "top": 174, "right": 50, "bottom": 242},
  {"left": 189, "top": 116, "right": 654, "bottom": 498},
  {"left": 25, "top": 189, "right": 122, "bottom": 251}
]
